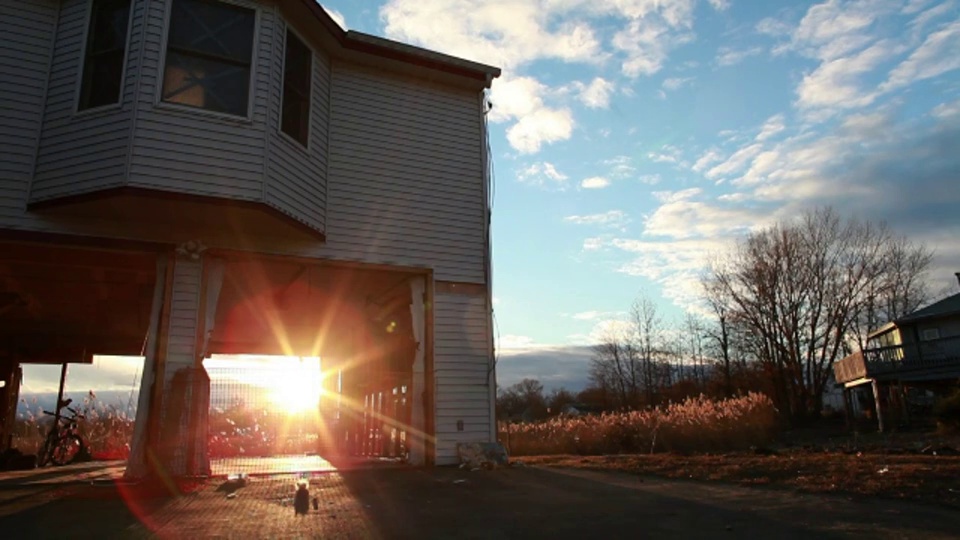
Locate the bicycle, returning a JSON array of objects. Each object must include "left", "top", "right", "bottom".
[{"left": 37, "top": 398, "right": 90, "bottom": 467}]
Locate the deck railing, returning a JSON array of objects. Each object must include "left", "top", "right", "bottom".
[{"left": 833, "top": 334, "right": 960, "bottom": 384}]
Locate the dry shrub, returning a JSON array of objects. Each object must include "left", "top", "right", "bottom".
[
  {"left": 12, "top": 393, "right": 136, "bottom": 460},
  {"left": 499, "top": 392, "right": 778, "bottom": 456}
]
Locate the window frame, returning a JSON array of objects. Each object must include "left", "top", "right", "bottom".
[
  {"left": 155, "top": 0, "right": 260, "bottom": 122},
  {"left": 73, "top": 0, "right": 135, "bottom": 116},
  {"left": 921, "top": 328, "right": 940, "bottom": 342},
  {"left": 278, "top": 24, "right": 313, "bottom": 150}
]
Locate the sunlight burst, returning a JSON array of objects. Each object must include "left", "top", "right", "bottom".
[{"left": 263, "top": 357, "right": 324, "bottom": 414}]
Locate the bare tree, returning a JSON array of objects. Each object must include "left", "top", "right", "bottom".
[
  {"left": 631, "top": 294, "right": 663, "bottom": 405},
  {"left": 704, "top": 207, "right": 930, "bottom": 424},
  {"left": 588, "top": 293, "right": 669, "bottom": 408},
  {"left": 852, "top": 235, "right": 933, "bottom": 349}
]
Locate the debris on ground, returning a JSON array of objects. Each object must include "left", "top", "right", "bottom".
[
  {"left": 216, "top": 473, "right": 249, "bottom": 495},
  {"left": 457, "top": 442, "right": 509, "bottom": 470}
]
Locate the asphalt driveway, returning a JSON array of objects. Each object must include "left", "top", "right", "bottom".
[{"left": 1, "top": 465, "right": 958, "bottom": 539}]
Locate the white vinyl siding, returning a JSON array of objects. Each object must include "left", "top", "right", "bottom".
[
  {"left": 159, "top": 255, "right": 202, "bottom": 476},
  {"left": 1, "top": 1, "right": 487, "bottom": 285},
  {"left": 30, "top": 0, "right": 134, "bottom": 203},
  {"left": 316, "top": 63, "right": 486, "bottom": 283},
  {"left": 0, "top": 0, "right": 56, "bottom": 217},
  {"left": 127, "top": 0, "right": 267, "bottom": 201},
  {"left": 264, "top": 15, "right": 327, "bottom": 233},
  {"left": 433, "top": 292, "right": 494, "bottom": 465}
]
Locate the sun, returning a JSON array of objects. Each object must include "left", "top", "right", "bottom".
[{"left": 265, "top": 357, "right": 324, "bottom": 414}]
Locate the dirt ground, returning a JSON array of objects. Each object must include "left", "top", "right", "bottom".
[
  {"left": 518, "top": 450, "right": 960, "bottom": 509},
  {"left": 1, "top": 463, "right": 959, "bottom": 539}
]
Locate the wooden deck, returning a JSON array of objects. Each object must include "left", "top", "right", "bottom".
[{"left": 834, "top": 335, "right": 960, "bottom": 385}]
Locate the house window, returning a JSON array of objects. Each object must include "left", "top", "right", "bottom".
[
  {"left": 281, "top": 29, "right": 311, "bottom": 147},
  {"left": 161, "top": 0, "right": 255, "bottom": 116},
  {"left": 78, "top": 0, "right": 132, "bottom": 110},
  {"left": 921, "top": 328, "right": 940, "bottom": 341}
]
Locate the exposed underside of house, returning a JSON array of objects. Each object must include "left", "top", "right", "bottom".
[{"left": 0, "top": 240, "right": 435, "bottom": 473}]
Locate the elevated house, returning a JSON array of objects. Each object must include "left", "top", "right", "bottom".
[
  {"left": 834, "top": 281, "right": 960, "bottom": 431},
  {"left": 0, "top": 0, "right": 500, "bottom": 475}
]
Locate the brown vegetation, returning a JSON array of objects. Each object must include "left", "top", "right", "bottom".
[{"left": 500, "top": 393, "right": 777, "bottom": 456}]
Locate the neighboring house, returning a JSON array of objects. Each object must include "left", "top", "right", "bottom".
[
  {"left": 833, "top": 283, "right": 960, "bottom": 431},
  {"left": 0, "top": 0, "right": 500, "bottom": 475}
]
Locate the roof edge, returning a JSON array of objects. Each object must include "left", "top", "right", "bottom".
[{"left": 301, "top": 1, "right": 501, "bottom": 86}]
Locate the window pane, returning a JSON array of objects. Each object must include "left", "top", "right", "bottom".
[
  {"left": 281, "top": 30, "right": 311, "bottom": 146},
  {"left": 163, "top": 50, "right": 250, "bottom": 115},
  {"left": 162, "top": 0, "right": 255, "bottom": 116},
  {"left": 78, "top": 0, "right": 131, "bottom": 110},
  {"left": 89, "top": 0, "right": 131, "bottom": 53},
  {"left": 168, "top": 0, "right": 255, "bottom": 63}
]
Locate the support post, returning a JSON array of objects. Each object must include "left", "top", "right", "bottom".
[
  {"left": 125, "top": 254, "right": 170, "bottom": 479},
  {"left": 408, "top": 277, "right": 427, "bottom": 466},
  {"left": 871, "top": 379, "right": 885, "bottom": 433},
  {"left": 0, "top": 359, "right": 22, "bottom": 452},
  {"left": 842, "top": 387, "right": 853, "bottom": 431}
]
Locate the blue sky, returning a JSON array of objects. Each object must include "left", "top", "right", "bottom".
[
  {"left": 322, "top": 0, "right": 960, "bottom": 390},
  {"left": 21, "top": 0, "right": 960, "bottom": 395}
]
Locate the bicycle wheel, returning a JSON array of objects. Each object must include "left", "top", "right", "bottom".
[
  {"left": 50, "top": 435, "right": 84, "bottom": 466},
  {"left": 37, "top": 435, "right": 54, "bottom": 467}
]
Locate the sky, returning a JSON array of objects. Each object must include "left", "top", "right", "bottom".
[{"left": 21, "top": 0, "right": 960, "bottom": 395}]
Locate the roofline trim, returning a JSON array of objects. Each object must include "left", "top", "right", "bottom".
[{"left": 301, "top": 1, "right": 501, "bottom": 85}]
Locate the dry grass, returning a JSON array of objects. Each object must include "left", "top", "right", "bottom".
[
  {"left": 500, "top": 392, "right": 778, "bottom": 456},
  {"left": 13, "top": 394, "right": 135, "bottom": 460}
]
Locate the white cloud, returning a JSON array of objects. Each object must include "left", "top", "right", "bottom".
[
  {"left": 903, "top": 0, "right": 934, "bottom": 15},
  {"left": 488, "top": 76, "right": 548, "bottom": 123},
  {"left": 795, "top": 40, "right": 892, "bottom": 116},
  {"left": 489, "top": 76, "right": 576, "bottom": 154},
  {"left": 662, "top": 76, "right": 694, "bottom": 90},
  {"left": 639, "top": 174, "right": 662, "bottom": 185},
  {"left": 908, "top": 1, "right": 956, "bottom": 33},
  {"left": 647, "top": 144, "right": 685, "bottom": 165},
  {"left": 756, "top": 17, "right": 792, "bottom": 37},
  {"left": 706, "top": 143, "right": 763, "bottom": 179},
  {"left": 381, "top": 1, "right": 602, "bottom": 69},
  {"left": 931, "top": 99, "right": 960, "bottom": 118},
  {"left": 642, "top": 200, "right": 766, "bottom": 239},
  {"left": 582, "top": 236, "right": 605, "bottom": 251},
  {"left": 692, "top": 148, "right": 724, "bottom": 172},
  {"left": 579, "top": 77, "right": 616, "bottom": 108},
  {"left": 715, "top": 46, "right": 764, "bottom": 66},
  {"left": 603, "top": 155, "right": 637, "bottom": 179},
  {"left": 380, "top": 0, "right": 718, "bottom": 81},
  {"left": 569, "top": 310, "right": 626, "bottom": 321},
  {"left": 882, "top": 19, "right": 960, "bottom": 91},
  {"left": 507, "top": 107, "right": 575, "bottom": 154},
  {"left": 707, "top": 0, "right": 731, "bottom": 9},
  {"left": 323, "top": 6, "right": 347, "bottom": 29},
  {"left": 613, "top": 19, "right": 674, "bottom": 77},
  {"left": 755, "top": 113, "right": 786, "bottom": 141},
  {"left": 497, "top": 334, "right": 539, "bottom": 350},
  {"left": 734, "top": 150, "right": 781, "bottom": 185},
  {"left": 652, "top": 187, "right": 701, "bottom": 203},
  {"left": 564, "top": 210, "right": 629, "bottom": 227},
  {"left": 517, "top": 161, "right": 569, "bottom": 188},
  {"left": 580, "top": 176, "right": 612, "bottom": 189}
]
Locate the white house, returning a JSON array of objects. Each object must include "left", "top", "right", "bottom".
[{"left": 0, "top": 0, "right": 501, "bottom": 475}]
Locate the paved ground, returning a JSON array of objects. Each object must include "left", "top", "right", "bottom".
[{"left": 1, "top": 464, "right": 959, "bottom": 539}]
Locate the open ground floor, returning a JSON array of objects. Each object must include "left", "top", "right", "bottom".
[{"left": 0, "top": 237, "right": 495, "bottom": 476}]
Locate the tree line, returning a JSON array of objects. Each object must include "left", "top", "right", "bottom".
[{"left": 499, "top": 207, "right": 935, "bottom": 426}]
